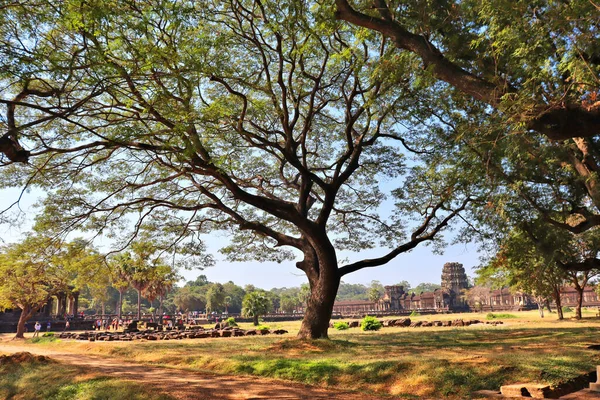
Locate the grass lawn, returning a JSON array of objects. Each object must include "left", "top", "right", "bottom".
[{"left": 3, "top": 310, "right": 600, "bottom": 399}]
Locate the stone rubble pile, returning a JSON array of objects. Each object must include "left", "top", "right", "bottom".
[
  {"left": 331, "top": 318, "right": 504, "bottom": 329},
  {"left": 57, "top": 325, "right": 289, "bottom": 342}
]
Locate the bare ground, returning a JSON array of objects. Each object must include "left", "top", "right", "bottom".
[{"left": 0, "top": 339, "right": 396, "bottom": 400}]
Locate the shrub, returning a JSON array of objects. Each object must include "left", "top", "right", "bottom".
[
  {"left": 486, "top": 313, "right": 517, "bottom": 320},
  {"left": 256, "top": 325, "right": 270, "bottom": 331},
  {"left": 360, "top": 316, "right": 382, "bottom": 331},
  {"left": 333, "top": 321, "right": 349, "bottom": 330},
  {"left": 409, "top": 310, "right": 421, "bottom": 317},
  {"left": 225, "top": 317, "right": 238, "bottom": 327},
  {"left": 562, "top": 306, "right": 573, "bottom": 313},
  {"left": 42, "top": 332, "right": 55, "bottom": 337}
]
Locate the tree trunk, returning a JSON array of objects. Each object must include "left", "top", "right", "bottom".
[
  {"left": 545, "top": 299, "right": 552, "bottom": 313},
  {"left": 253, "top": 315, "right": 259, "bottom": 326},
  {"left": 575, "top": 287, "right": 584, "bottom": 319},
  {"left": 101, "top": 302, "right": 105, "bottom": 317},
  {"left": 15, "top": 305, "right": 33, "bottom": 339},
  {"left": 553, "top": 287, "right": 564, "bottom": 320},
  {"left": 296, "top": 242, "right": 340, "bottom": 340},
  {"left": 118, "top": 290, "right": 123, "bottom": 319},
  {"left": 158, "top": 295, "right": 163, "bottom": 317},
  {"left": 137, "top": 289, "right": 141, "bottom": 320}
]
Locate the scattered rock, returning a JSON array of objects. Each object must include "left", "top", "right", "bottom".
[{"left": 57, "top": 326, "right": 289, "bottom": 342}]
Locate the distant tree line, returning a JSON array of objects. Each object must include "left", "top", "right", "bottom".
[{"left": 1, "top": 233, "right": 445, "bottom": 337}]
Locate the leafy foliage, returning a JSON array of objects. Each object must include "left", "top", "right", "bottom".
[
  {"left": 360, "top": 316, "right": 382, "bottom": 331},
  {"left": 333, "top": 321, "right": 349, "bottom": 330},
  {"left": 242, "top": 291, "right": 273, "bottom": 325}
]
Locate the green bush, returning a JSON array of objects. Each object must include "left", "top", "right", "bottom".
[
  {"left": 486, "top": 313, "right": 517, "bottom": 320},
  {"left": 360, "top": 316, "right": 382, "bottom": 331},
  {"left": 42, "top": 332, "right": 55, "bottom": 337},
  {"left": 333, "top": 321, "right": 349, "bottom": 330},
  {"left": 225, "top": 317, "right": 238, "bottom": 327},
  {"left": 409, "top": 310, "right": 421, "bottom": 317},
  {"left": 562, "top": 306, "right": 573, "bottom": 313},
  {"left": 256, "top": 325, "right": 270, "bottom": 331}
]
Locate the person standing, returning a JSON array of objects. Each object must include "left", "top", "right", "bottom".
[
  {"left": 46, "top": 321, "right": 51, "bottom": 332},
  {"left": 33, "top": 322, "right": 41, "bottom": 338}
]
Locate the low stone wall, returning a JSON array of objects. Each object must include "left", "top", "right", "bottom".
[{"left": 330, "top": 317, "right": 503, "bottom": 329}]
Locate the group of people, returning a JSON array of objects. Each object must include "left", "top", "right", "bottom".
[
  {"left": 31, "top": 320, "right": 70, "bottom": 337},
  {"left": 93, "top": 318, "right": 131, "bottom": 331}
]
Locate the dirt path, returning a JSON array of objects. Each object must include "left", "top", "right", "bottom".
[{"left": 0, "top": 341, "right": 393, "bottom": 400}]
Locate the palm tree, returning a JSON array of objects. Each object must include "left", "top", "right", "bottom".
[
  {"left": 242, "top": 291, "right": 272, "bottom": 326},
  {"left": 143, "top": 264, "right": 178, "bottom": 320},
  {"left": 110, "top": 253, "right": 132, "bottom": 320}
]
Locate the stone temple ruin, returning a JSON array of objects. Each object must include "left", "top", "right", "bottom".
[
  {"left": 331, "top": 262, "right": 556, "bottom": 315},
  {"left": 380, "top": 262, "right": 470, "bottom": 312}
]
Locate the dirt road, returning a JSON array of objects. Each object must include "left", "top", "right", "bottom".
[{"left": 0, "top": 341, "right": 393, "bottom": 400}]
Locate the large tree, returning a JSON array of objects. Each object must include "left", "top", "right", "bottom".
[
  {"left": 0, "top": 235, "right": 101, "bottom": 338},
  {"left": 477, "top": 221, "right": 600, "bottom": 319},
  {"left": 335, "top": 1, "right": 600, "bottom": 268},
  {"left": 173, "top": 286, "right": 205, "bottom": 314},
  {"left": 335, "top": 0, "right": 600, "bottom": 142},
  {"left": 0, "top": 1, "right": 477, "bottom": 339}
]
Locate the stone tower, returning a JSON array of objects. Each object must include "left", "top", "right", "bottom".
[
  {"left": 441, "top": 262, "right": 469, "bottom": 308},
  {"left": 383, "top": 285, "right": 405, "bottom": 310}
]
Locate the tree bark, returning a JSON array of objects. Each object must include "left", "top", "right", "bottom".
[
  {"left": 14, "top": 305, "right": 33, "bottom": 339},
  {"left": 296, "top": 241, "right": 341, "bottom": 340},
  {"left": 253, "top": 315, "right": 259, "bottom": 326},
  {"left": 553, "top": 287, "right": 564, "bottom": 320},
  {"left": 137, "top": 289, "right": 141, "bottom": 320},
  {"left": 575, "top": 287, "right": 584, "bottom": 319}
]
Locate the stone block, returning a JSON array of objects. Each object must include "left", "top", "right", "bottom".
[{"left": 500, "top": 383, "right": 552, "bottom": 398}]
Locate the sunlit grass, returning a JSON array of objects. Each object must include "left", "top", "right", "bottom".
[{"left": 3, "top": 310, "right": 600, "bottom": 398}]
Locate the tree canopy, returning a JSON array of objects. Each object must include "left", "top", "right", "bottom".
[
  {"left": 0, "top": 235, "right": 103, "bottom": 338},
  {"left": 335, "top": 0, "right": 600, "bottom": 141},
  {"left": 335, "top": 0, "right": 600, "bottom": 273}
]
